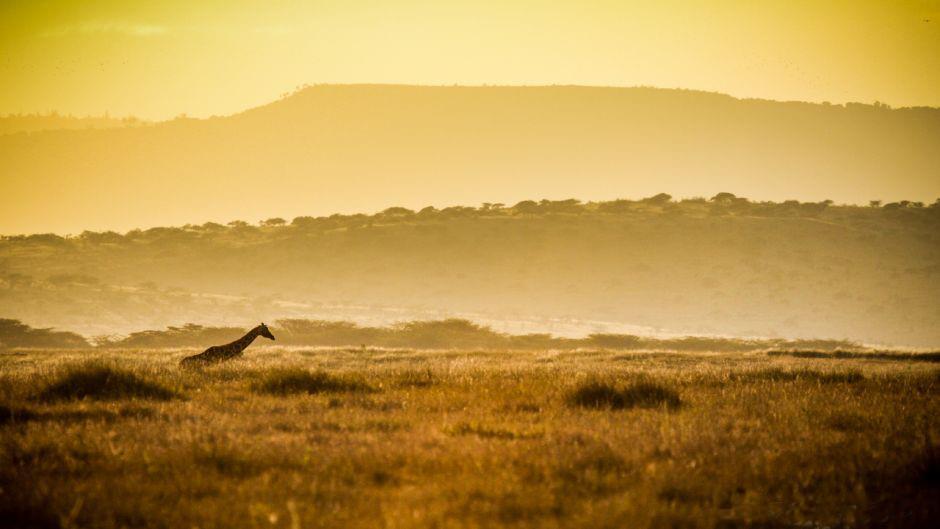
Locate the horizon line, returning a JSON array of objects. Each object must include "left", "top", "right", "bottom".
[{"left": 4, "top": 82, "right": 939, "bottom": 122}]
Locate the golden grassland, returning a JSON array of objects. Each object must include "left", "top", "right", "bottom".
[{"left": 1, "top": 347, "right": 938, "bottom": 529}]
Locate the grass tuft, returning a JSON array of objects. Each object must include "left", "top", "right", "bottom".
[
  {"left": 567, "top": 380, "right": 681, "bottom": 410},
  {"left": 34, "top": 363, "right": 178, "bottom": 402},
  {"left": 253, "top": 368, "right": 373, "bottom": 395}
]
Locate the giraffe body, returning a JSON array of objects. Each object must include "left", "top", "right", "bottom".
[{"left": 180, "top": 323, "right": 275, "bottom": 367}]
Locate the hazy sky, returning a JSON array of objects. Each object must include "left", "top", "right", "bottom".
[{"left": 1, "top": 0, "right": 938, "bottom": 119}]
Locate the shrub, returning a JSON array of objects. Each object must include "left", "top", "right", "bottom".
[
  {"left": 567, "top": 380, "right": 681, "bottom": 410},
  {"left": 35, "top": 363, "right": 178, "bottom": 402},
  {"left": 253, "top": 369, "right": 372, "bottom": 395}
]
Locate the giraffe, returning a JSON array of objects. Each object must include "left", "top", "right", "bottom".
[{"left": 179, "top": 323, "right": 276, "bottom": 367}]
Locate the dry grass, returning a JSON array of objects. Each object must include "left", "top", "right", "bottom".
[{"left": 0, "top": 347, "right": 937, "bottom": 529}]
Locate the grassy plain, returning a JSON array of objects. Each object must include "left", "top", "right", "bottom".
[{"left": 1, "top": 347, "right": 938, "bottom": 528}]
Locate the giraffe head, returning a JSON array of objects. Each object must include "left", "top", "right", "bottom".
[{"left": 258, "top": 322, "right": 276, "bottom": 340}]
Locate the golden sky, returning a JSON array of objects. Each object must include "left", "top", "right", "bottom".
[{"left": 1, "top": 0, "right": 938, "bottom": 119}]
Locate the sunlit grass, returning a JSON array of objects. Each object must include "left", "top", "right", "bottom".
[{"left": 0, "top": 347, "right": 937, "bottom": 528}]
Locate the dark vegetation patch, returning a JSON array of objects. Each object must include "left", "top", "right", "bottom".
[
  {"left": 729, "top": 368, "right": 864, "bottom": 384},
  {"left": 567, "top": 380, "right": 682, "bottom": 410},
  {"left": 861, "top": 445, "right": 940, "bottom": 527},
  {"left": 54, "top": 406, "right": 158, "bottom": 422},
  {"left": 34, "top": 363, "right": 178, "bottom": 402},
  {"left": 0, "top": 404, "right": 37, "bottom": 425},
  {"left": 253, "top": 369, "right": 373, "bottom": 396},
  {"left": 1, "top": 438, "right": 102, "bottom": 480},
  {"left": 825, "top": 411, "right": 870, "bottom": 433},
  {"left": 611, "top": 353, "right": 665, "bottom": 362},
  {"left": 552, "top": 441, "right": 633, "bottom": 497},
  {"left": 369, "top": 469, "right": 400, "bottom": 487},
  {"left": 0, "top": 501, "right": 60, "bottom": 529},
  {"left": 448, "top": 421, "right": 543, "bottom": 440},
  {"left": 768, "top": 350, "right": 940, "bottom": 363},
  {"left": 916, "top": 446, "right": 940, "bottom": 488},
  {"left": 366, "top": 420, "right": 408, "bottom": 433},
  {"left": 658, "top": 485, "right": 708, "bottom": 504},
  {"left": 0, "top": 404, "right": 156, "bottom": 426},
  {"left": 191, "top": 445, "right": 264, "bottom": 478}
]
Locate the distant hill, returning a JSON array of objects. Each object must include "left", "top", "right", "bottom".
[
  {"left": 0, "top": 113, "right": 147, "bottom": 136},
  {"left": 1, "top": 85, "right": 938, "bottom": 234},
  {"left": 1, "top": 196, "right": 938, "bottom": 347}
]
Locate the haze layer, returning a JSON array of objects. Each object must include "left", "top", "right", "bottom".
[{"left": 1, "top": 85, "right": 938, "bottom": 234}]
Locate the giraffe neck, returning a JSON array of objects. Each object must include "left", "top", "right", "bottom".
[{"left": 230, "top": 326, "right": 261, "bottom": 353}]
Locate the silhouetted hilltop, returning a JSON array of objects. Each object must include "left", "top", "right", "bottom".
[
  {"left": 1, "top": 195, "right": 938, "bottom": 346},
  {"left": 1, "top": 85, "right": 938, "bottom": 233}
]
